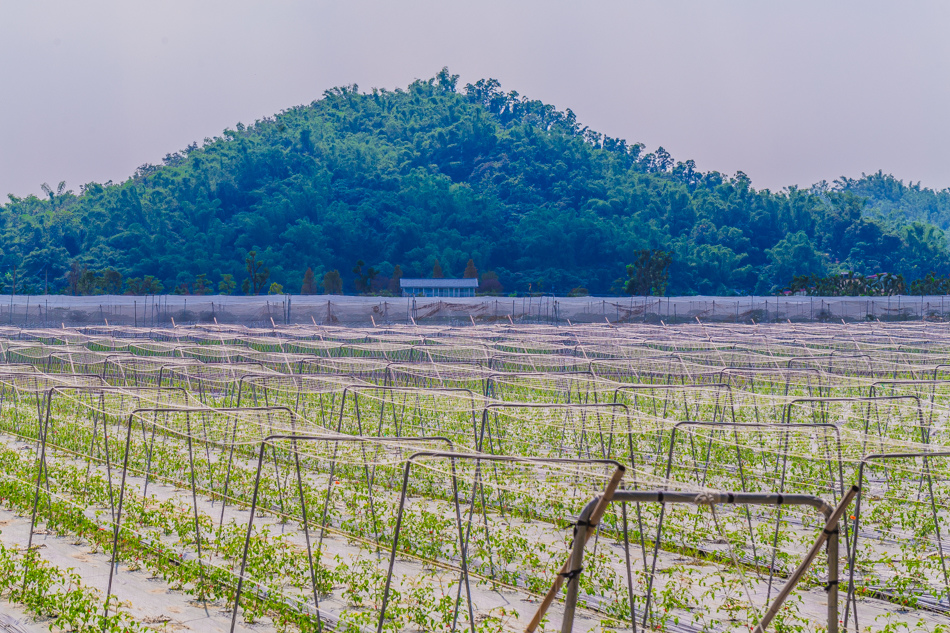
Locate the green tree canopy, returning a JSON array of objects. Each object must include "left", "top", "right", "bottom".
[
  {"left": 322, "top": 270, "right": 343, "bottom": 295},
  {"left": 624, "top": 250, "right": 672, "bottom": 296},
  {"left": 2, "top": 70, "right": 948, "bottom": 296}
]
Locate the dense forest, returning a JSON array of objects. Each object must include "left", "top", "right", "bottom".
[{"left": 3, "top": 68, "right": 950, "bottom": 296}]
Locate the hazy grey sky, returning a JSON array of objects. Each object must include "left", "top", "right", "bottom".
[{"left": 2, "top": 1, "right": 948, "bottom": 198}]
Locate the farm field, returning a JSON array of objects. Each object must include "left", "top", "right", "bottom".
[{"left": 0, "top": 321, "right": 947, "bottom": 632}]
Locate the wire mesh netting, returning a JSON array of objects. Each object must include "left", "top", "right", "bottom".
[
  {"left": 0, "top": 321, "right": 948, "bottom": 631},
  {"left": 5, "top": 294, "right": 950, "bottom": 327}
]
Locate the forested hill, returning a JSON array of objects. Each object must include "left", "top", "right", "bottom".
[
  {"left": 3, "top": 68, "right": 950, "bottom": 296},
  {"left": 832, "top": 172, "right": 950, "bottom": 231}
]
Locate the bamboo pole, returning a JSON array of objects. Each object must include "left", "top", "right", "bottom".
[{"left": 525, "top": 466, "right": 625, "bottom": 632}]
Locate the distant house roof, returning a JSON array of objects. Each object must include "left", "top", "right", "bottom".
[{"left": 400, "top": 278, "right": 479, "bottom": 288}]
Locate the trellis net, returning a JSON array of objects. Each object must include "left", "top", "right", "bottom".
[{"left": 0, "top": 321, "right": 945, "bottom": 631}]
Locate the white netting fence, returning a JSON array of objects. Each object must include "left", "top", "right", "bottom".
[{"left": 3, "top": 294, "right": 950, "bottom": 326}]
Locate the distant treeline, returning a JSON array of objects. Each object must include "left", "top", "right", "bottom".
[
  {"left": 2, "top": 68, "right": 950, "bottom": 296},
  {"left": 788, "top": 271, "right": 950, "bottom": 297}
]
